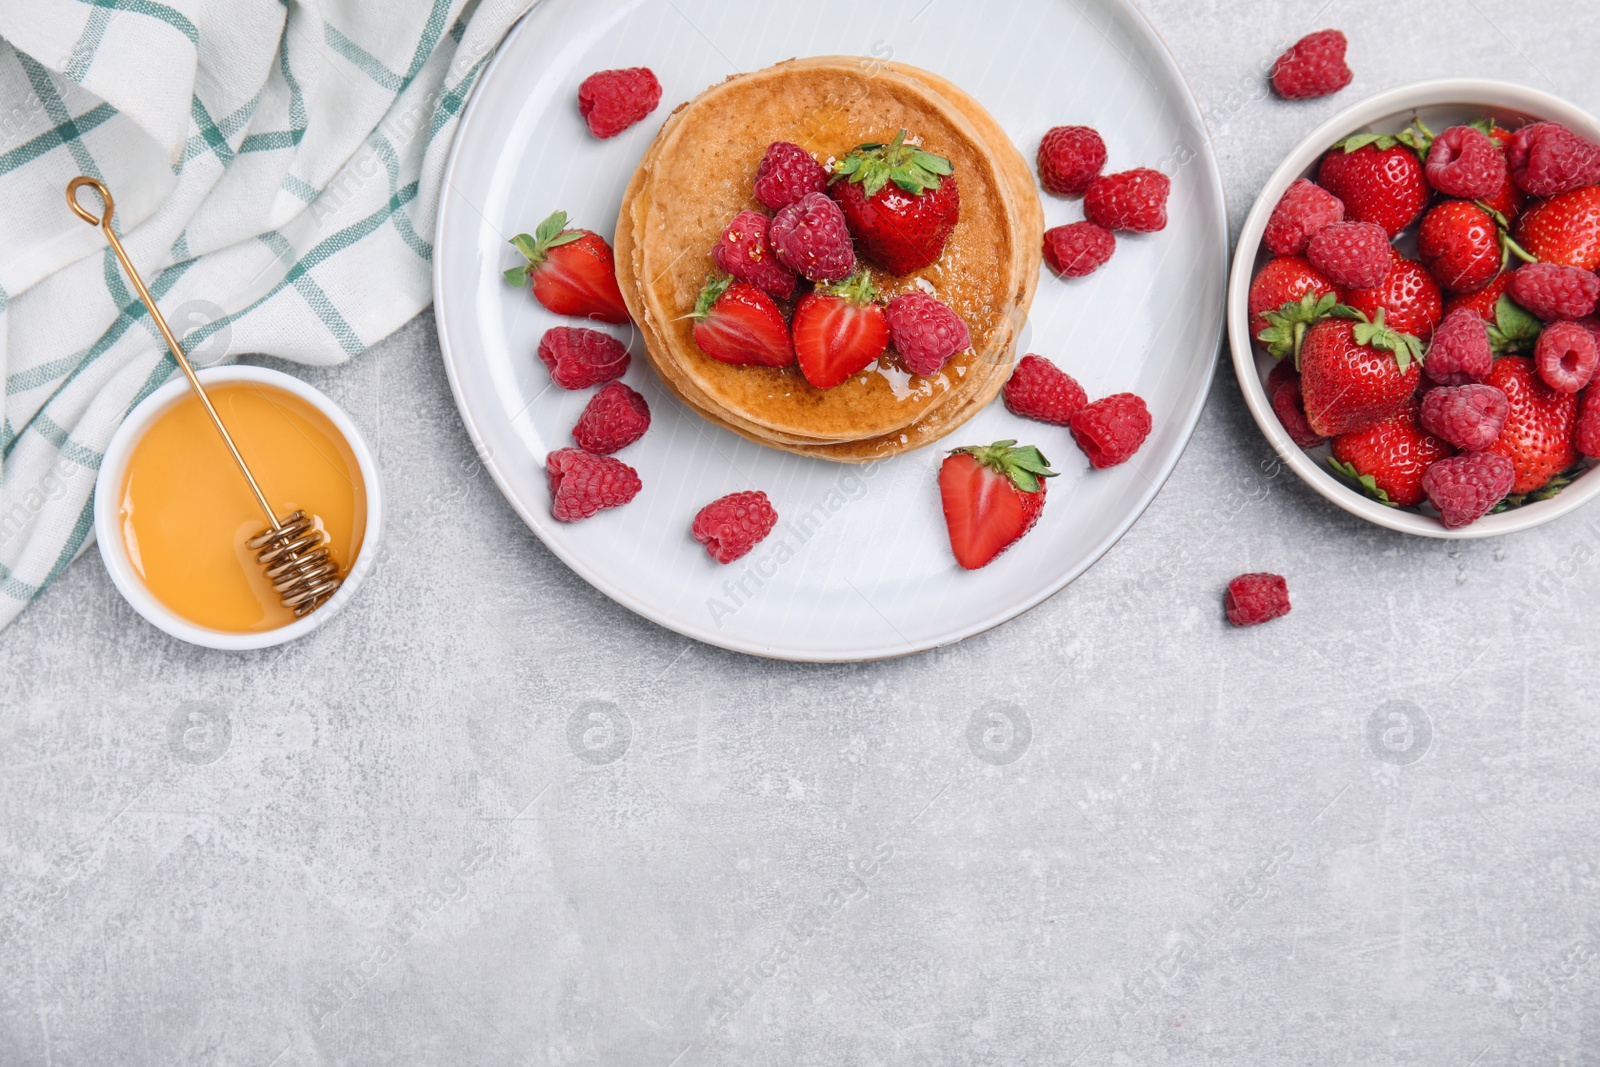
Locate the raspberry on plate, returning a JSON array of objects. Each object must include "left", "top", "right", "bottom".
[
  {"left": 770, "top": 191, "right": 856, "bottom": 282},
  {"left": 884, "top": 290, "right": 971, "bottom": 376},
  {"left": 1037, "top": 125, "right": 1107, "bottom": 196},
  {"left": 1506, "top": 122, "right": 1600, "bottom": 197},
  {"left": 692, "top": 491, "right": 780, "bottom": 564},
  {"left": 1084, "top": 168, "right": 1170, "bottom": 233},
  {"left": 1306, "top": 220, "right": 1392, "bottom": 290},
  {"left": 1269, "top": 29, "right": 1352, "bottom": 100},
  {"left": 577, "top": 67, "right": 661, "bottom": 139},
  {"left": 1533, "top": 320, "right": 1599, "bottom": 393},
  {"left": 1043, "top": 222, "right": 1115, "bottom": 278},
  {"left": 572, "top": 382, "right": 651, "bottom": 454},
  {"left": 1425, "top": 306, "right": 1494, "bottom": 385},
  {"left": 538, "top": 326, "right": 630, "bottom": 390},
  {"left": 1422, "top": 452, "right": 1515, "bottom": 528},
  {"left": 711, "top": 210, "right": 798, "bottom": 300},
  {"left": 1224, "top": 573, "right": 1291, "bottom": 627},
  {"left": 1509, "top": 263, "right": 1600, "bottom": 322},
  {"left": 1419, "top": 384, "right": 1509, "bottom": 451},
  {"left": 546, "top": 447, "right": 642, "bottom": 521},
  {"left": 1424, "top": 125, "right": 1508, "bottom": 200},
  {"left": 1263, "top": 178, "right": 1344, "bottom": 257},
  {"left": 1003, "top": 354, "right": 1087, "bottom": 426},
  {"left": 1069, "top": 393, "right": 1152, "bottom": 469},
  {"left": 753, "top": 142, "right": 829, "bottom": 211}
]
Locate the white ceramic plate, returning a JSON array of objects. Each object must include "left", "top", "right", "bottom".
[
  {"left": 434, "top": 0, "right": 1226, "bottom": 660},
  {"left": 1229, "top": 79, "right": 1600, "bottom": 539}
]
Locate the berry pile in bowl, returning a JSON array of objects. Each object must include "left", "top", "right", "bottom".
[{"left": 1228, "top": 79, "right": 1600, "bottom": 537}]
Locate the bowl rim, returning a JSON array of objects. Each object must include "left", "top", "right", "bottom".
[
  {"left": 1227, "top": 77, "right": 1600, "bottom": 539},
  {"left": 93, "top": 364, "right": 384, "bottom": 650}
]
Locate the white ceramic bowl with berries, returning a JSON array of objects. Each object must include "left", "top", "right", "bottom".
[{"left": 1229, "top": 79, "right": 1600, "bottom": 538}]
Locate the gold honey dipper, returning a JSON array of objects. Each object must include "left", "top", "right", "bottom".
[{"left": 67, "top": 176, "right": 343, "bottom": 618}]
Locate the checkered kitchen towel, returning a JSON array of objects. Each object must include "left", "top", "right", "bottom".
[{"left": 0, "top": 0, "right": 533, "bottom": 631}]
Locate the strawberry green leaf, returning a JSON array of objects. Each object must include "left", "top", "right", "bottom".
[
  {"left": 952, "top": 440, "right": 1058, "bottom": 494},
  {"left": 503, "top": 264, "right": 530, "bottom": 287},
  {"left": 1327, "top": 458, "right": 1396, "bottom": 506},
  {"left": 692, "top": 273, "right": 733, "bottom": 321},
  {"left": 1487, "top": 293, "right": 1543, "bottom": 354},
  {"left": 505, "top": 212, "right": 584, "bottom": 283},
  {"left": 815, "top": 270, "right": 879, "bottom": 305},
  {"left": 833, "top": 129, "right": 953, "bottom": 198},
  {"left": 1349, "top": 306, "right": 1425, "bottom": 372},
  {"left": 1257, "top": 290, "right": 1338, "bottom": 362}
]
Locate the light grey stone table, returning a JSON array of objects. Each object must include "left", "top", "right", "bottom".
[{"left": 5, "top": 2, "right": 1600, "bottom": 1064}]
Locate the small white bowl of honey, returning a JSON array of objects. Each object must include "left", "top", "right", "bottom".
[{"left": 95, "top": 365, "right": 382, "bottom": 650}]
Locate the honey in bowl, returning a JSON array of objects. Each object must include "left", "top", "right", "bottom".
[{"left": 118, "top": 381, "right": 366, "bottom": 633}]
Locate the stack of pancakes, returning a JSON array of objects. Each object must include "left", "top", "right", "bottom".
[{"left": 615, "top": 57, "right": 1044, "bottom": 463}]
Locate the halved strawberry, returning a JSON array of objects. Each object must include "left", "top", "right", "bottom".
[
  {"left": 829, "top": 129, "right": 959, "bottom": 275},
  {"left": 792, "top": 272, "right": 889, "bottom": 389},
  {"left": 938, "top": 441, "right": 1056, "bottom": 570},
  {"left": 690, "top": 275, "right": 793, "bottom": 368},
  {"left": 505, "top": 210, "right": 630, "bottom": 324}
]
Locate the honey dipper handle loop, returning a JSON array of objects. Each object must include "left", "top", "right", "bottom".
[{"left": 66, "top": 176, "right": 114, "bottom": 228}]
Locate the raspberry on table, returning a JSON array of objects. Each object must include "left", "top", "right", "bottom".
[
  {"left": 1425, "top": 125, "right": 1508, "bottom": 200},
  {"left": 1225, "top": 573, "right": 1291, "bottom": 627},
  {"left": 1003, "top": 354, "right": 1088, "bottom": 426},
  {"left": 692, "top": 491, "right": 779, "bottom": 564},
  {"left": 1037, "top": 125, "right": 1107, "bottom": 196},
  {"left": 769, "top": 191, "right": 856, "bottom": 282},
  {"left": 1269, "top": 29, "right": 1352, "bottom": 100},
  {"left": 1084, "top": 169, "right": 1170, "bottom": 233},
  {"left": 1419, "top": 384, "right": 1509, "bottom": 451},
  {"left": 1509, "top": 263, "right": 1600, "bottom": 322},
  {"left": 1263, "top": 178, "right": 1344, "bottom": 257},
  {"left": 1534, "top": 320, "right": 1599, "bottom": 393},
  {"left": 711, "top": 210, "right": 798, "bottom": 300},
  {"left": 1425, "top": 307, "right": 1494, "bottom": 385},
  {"left": 1306, "top": 220, "right": 1393, "bottom": 289},
  {"left": 753, "top": 142, "right": 829, "bottom": 211},
  {"left": 577, "top": 67, "right": 662, "bottom": 139},
  {"left": 884, "top": 290, "right": 971, "bottom": 376},
  {"left": 1506, "top": 122, "right": 1600, "bottom": 197},
  {"left": 1270, "top": 370, "right": 1328, "bottom": 449},
  {"left": 546, "top": 447, "right": 642, "bottom": 521},
  {"left": 538, "top": 326, "right": 630, "bottom": 390},
  {"left": 1577, "top": 388, "right": 1600, "bottom": 458},
  {"left": 1069, "top": 392, "right": 1152, "bottom": 469},
  {"left": 1043, "top": 222, "right": 1116, "bottom": 277},
  {"left": 1422, "top": 452, "right": 1515, "bottom": 528},
  {"left": 572, "top": 381, "right": 651, "bottom": 454}
]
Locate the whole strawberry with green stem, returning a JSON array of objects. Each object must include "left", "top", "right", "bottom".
[
  {"left": 1249, "top": 256, "right": 1343, "bottom": 344},
  {"left": 938, "top": 441, "right": 1056, "bottom": 570},
  {"left": 830, "top": 129, "right": 959, "bottom": 275},
  {"left": 1296, "top": 305, "right": 1425, "bottom": 437},
  {"left": 1417, "top": 199, "right": 1533, "bottom": 294},
  {"left": 505, "top": 210, "right": 631, "bottom": 324},
  {"left": 1316, "top": 132, "right": 1430, "bottom": 237}
]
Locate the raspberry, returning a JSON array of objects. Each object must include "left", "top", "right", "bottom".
[
  {"left": 1042, "top": 222, "right": 1115, "bottom": 277},
  {"left": 711, "top": 210, "right": 798, "bottom": 300},
  {"left": 1084, "top": 168, "right": 1170, "bottom": 233},
  {"left": 1509, "top": 263, "right": 1600, "bottom": 321},
  {"left": 1263, "top": 178, "right": 1345, "bottom": 257},
  {"left": 1270, "top": 370, "right": 1328, "bottom": 449},
  {"left": 1306, "top": 220, "right": 1393, "bottom": 289},
  {"left": 1037, "top": 125, "right": 1107, "bottom": 196},
  {"left": 1269, "top": 29, "right": 1352, "bottom": 100},
  {"left": 546, "top": 447, "right": 642, "bottom": 521},
  {"left": 1224, "top": 573, "right": 1291, "bottom": 627},
  {"left": 1069, "top": 392, "right": 1152, "bottom": 469},
  {"left": 753, "top": 142, "right": 829, "bottom": 211},
  {"left": 538, "top": 327, "right": 630, "bottom": 390},
  {"left": 572, "top": 382, "right": 651, "bottom": 454},
  {"left": 1422, "top": 452, "right": 1515, "bottom": 528},
  {"left": 884, "top": 290, "right": 971, "bottom": 376},
  {"left": 1425, "top": 307, "right": 1493, "bottom": 385},
  {"left": 692, "top": 491, "right": 779, "bottom": 564},
  {"left": 1003, "top": 354, "right": 1088, "bottom": 425},
  {"left": 1425, "top": 125, "right": 1508, "bottom": 200},
  {"left": 1419, "top": 384, "right": 1509, "bottom": 451},
  {"left": 769, "top": 191, "right": 856, "bottom": 282},
  {"left": 1577, "top": 388, "right": 1600, "bottom": 458},
  {"left": 576, "top": 67, "right": 661, "bottom": 139},
  {"left": 1506, "top": 122, "right": 1600, "bottom": 197},
  {"left": 1575, "top": 316, "right": 1600, "bottom": 349},
  {"left": 1533, "top": 320, "right": 1599, "bottom": 393}
]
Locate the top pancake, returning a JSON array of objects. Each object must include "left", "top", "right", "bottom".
[{"left": 620, "top": 57, "right": 1041, "bottom": 445}]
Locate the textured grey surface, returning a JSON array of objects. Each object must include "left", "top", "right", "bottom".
[{"left": 5, "top": 1, "right": 1600, "bottom": 1064}]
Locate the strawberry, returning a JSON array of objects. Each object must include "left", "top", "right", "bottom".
[
  {"left": 690, "top": 275, "right": 794, "bottom": 368},
  {"left": 1442, "top": 270, "right": 1513, "bottom": 324},
  {"left": 792, "top": 271, "right": 889, "bottom": 389},
  {"left": 1483, "top": 355, "right": 1579, "bottom": 494},
  {"left": 1417, "top": 200, "right": 1531, "bottom": 294},
  {"left": 1297, "top": 306, "right": 1424, "bottom": 437},
  {"left": 1344, "top": 250, "right": 1443, "bottom": 340},
  {"left": 1478, "top": 122, "right": 1526, "bottom": 224},
  {"left": 1316, "top": 134, "right": 1429, "bottom": 237},
  {"left": 1248, "top": 255, "right": 1342, "bottom": 343},
  {"left": 505, "top": 210, "right": 630, "bottom": 324},
  {"left": 938, "top": 441, "right": 1056, "bottom": 570},
  {"left": 1515, "top": 186, "right": 1600, "bottom": 270},
  {"left": 829, "top": 129, "right": 958, "bottom": 275},
  {"left": 1329, "top": 404, "right": 1453, "bottom": 507}
]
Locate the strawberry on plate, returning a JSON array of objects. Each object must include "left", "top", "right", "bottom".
[
  {"left": 1343, "top": 250, "right": 1443, "bottom": 341},
  {"left": 1329, "top": 403, "right": 1453, "bottom": 507},
  {"left": 1514, "top": 186, "right": 1600, "bottom": 270},
  {"left": 1483, "top": 355, "right": 1579, "bottom": 495},
  {"left": 793, "top": 271, "right": 889, "bottom": 389},
  {"left": 830, "top": 129, "right": 958, "bottom": 275},
  {"left": 938, "top": 441, "right": 1056, "bottom": 570},
  {"left": 691, "top": 275, "right": 794, "bottom": 368},
  {"left": 505, "top": 210, "right": 631, "bottom": 324},
  {"left": 1298, "top": 306, "right": 1424, "bottom": 437},
  {"left": 1316, "top": 133, "right": 1429, "bottom": 237}
]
